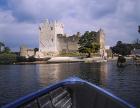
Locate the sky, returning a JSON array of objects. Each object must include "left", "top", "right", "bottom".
[{"left": 0, "top": 0, "right": 140, "bottom": 51}]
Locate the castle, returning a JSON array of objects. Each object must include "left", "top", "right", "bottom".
[
  {"left": 39, "top": 19, "right": 105, "bottom": 56},
  {"left": 20, "top": 19, "right": 105, "bottom": 58}
]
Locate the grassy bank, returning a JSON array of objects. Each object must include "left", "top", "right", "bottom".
[{"left": 0, "top": 53, "right": 17, "bottom": 64}]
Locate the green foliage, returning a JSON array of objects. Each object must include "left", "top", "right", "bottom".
[
  {"left": 28, "top": 56, "right": 36, "bottom": 62},
  {"left": 132, "top": 38, "right": 140, "bottom": 49},
  {"left": 0, "top": 42, "right": 11, "bottom": 53},
  {"left": 0, "top": 42, "right": 15, "bottom": 64},
  {"left": 78, "top": 31, "right": 100, "bottom": 57},
  {"left": 117, "top": 55, "right": 126, "bottom": 63},
  {"left": 34, "top": 48, "right": 39, "bottom": 56},
  {"left": 112, "top": 39, "right": 140, "bottom": 56},
  {"left": 0, "top": 42, "right": 4, "bottom": 46},
  {"left": 4, "top": 47, "right": 11, "bottom": 53},
  {"left": 16, "top": 56, "right": 27, "bottom": 62},
  {"left": 34, "top": 48, "right": 39, "bottom": 54},
  {"left": 111, "top": 41, "right": 133, "bottom": 56},
  {"left": 16, "top": 56, "right": 36, "bottom": 62},
  {"left": 34, "top": 48, "right": 39, "bottom": 52},
  {"left": 0, "top": 53, "right": 17, "bottom": 64}
]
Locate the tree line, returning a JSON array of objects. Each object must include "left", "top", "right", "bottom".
[
  {"left": 0, "top": 42, "right": 40, "bottom": 64},
  {"left": 0, "top": 42, "right": 11, "bottom": 53},
  {"left": 0, "top": 42, "right": 17, "bottom": 64},
  {"left": 111, "top": 39, "right": 140, "bottom": 56}
]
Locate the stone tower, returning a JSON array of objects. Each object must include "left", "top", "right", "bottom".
[
  {"left": 39, "top": 19, "right": 64, "bottom": 55},
  {"left": 97, "top": 29, "right": 105, "bottom": 50},
  {"left": 20, "top": 45, "right": 28, "bottom": 57}
]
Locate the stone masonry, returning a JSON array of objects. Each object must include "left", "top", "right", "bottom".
[{"left": 39, "top": 19, "right": 105, "bottom": 57}]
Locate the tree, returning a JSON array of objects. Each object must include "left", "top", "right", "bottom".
[
  {"left": 4, "top": 47, "right": 11, "bottom": 53},
  {"left": 34, "top": 48, "right": 39, "bottom": 56},
  {"left": 0, "top": 42, "right": 4, "bottom": 46},
  {"left": 0, "top": 53, "right": 16, "bottom": 64},
  {"left": 78, "top": 31, "right": 100, "bottom": 57},
  {"left": 132, "top": 38, "right": 140, "bottom": 49},
  {"left": 138, "top": 26, "right": 140, "bottom": 33},
  {"left": 0, "top": 42, "right": 5, "bottom": 52},
  {"left": 111, "top": 41, "right": 133, "bottom": 56},
  {"left": 133, "top": 38, "right": 140, "bottom": 44},
  {"left": 0, "top": 42, "right": 11, "bottom": 53}
]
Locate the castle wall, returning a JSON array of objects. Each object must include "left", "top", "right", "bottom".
[
  {"left": 39, "top": 20, "right": 64, "bottom": 54},
  {"left": 27, "top": 50, "right": 34, "bottom": 57},
  {"left": 20, "top": 47, "right": 34, "bottom": 58},
  {"left": 20, "top": 47, "right": 28, "bottom": 57},
  {"left": 67, "top": 36, "right": 79, "bottom": 52},
  {"left": 57, "top": 36, "right": 68, "bottom": 53},
  {"left": 55, "top": 22, "right": 64, "bottom": 53},
  {"left": 39, "top": 20, "right": 105, "bottom": 56},
  {"left": 57, "top": 35, "right": 80, "bottom": 53}
]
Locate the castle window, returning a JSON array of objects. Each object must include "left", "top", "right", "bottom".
[
  {"left": 52, "top": 38, "right": 53, "bottom": 42},
  {"left": 51, "top": 27, "right": 53, "bottom": 30},
  {"left": 39, "top": 27, "right": 41, "bottom": 31},
  {"left": 73, "top": 38, "right": 75, "bottom": 41}
]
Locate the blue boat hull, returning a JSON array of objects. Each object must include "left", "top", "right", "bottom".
[{"left": 3, "top": 77, "right": 135, "bottom": 108}]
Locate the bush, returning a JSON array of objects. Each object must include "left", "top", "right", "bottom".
[
  {"left": 16, "top": 56, "right": 27, "bottom": 62},
  {"left": 28, "top": 56, "right": 36, "bottom": 62},
  {"left": 0, "top": 53, "right": 17, "bottom": 64},
  {"left": 16, "top": 56, "right": 36, "bottom": 62}
]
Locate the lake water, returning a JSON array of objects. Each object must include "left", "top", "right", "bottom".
[{"left": 0, "top": 61, "right": 140, "bottom": 107}]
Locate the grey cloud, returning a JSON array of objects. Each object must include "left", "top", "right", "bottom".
[
  {"left": 0, "top": 10, "right": 38, "bottom": 51},
  {"left": 0, "top": 0, "right": 140, "bottom": 50}
]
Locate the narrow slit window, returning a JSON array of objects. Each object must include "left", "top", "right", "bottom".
[{"left": 51, "top": 27, "right": 53, "bottom": 30}]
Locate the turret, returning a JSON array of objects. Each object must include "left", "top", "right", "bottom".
[
  {"left": 39, "top": 19, "right": 64, "bottom": 55},
  {"left": 76, "top": 32, "right": 81, "bottom": 37},
  {"left": 98, "top": 28, "right": 105, "bottom": 50},
  {"left": 20, "top": 45, "right": 28, "bottom": 57}
]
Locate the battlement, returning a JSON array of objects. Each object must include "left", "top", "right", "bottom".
[
  {"left": 39, "top": 19, "right": 64, "bottom": 29},
  {"left": 39, "top": 19, "right": 105, "bottom": 56},
  {"left": 39, "top": 19, "right": 64, "bottom": 54}
]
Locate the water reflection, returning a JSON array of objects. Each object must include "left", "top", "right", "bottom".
[
  {"left": 0, "top": 62, "right": 140, "bottom": 107},
  {"left": 0, "top": 65, "right": 40, "bottom": 106},
  {"left": 106, "top": 62, "right": 140, "bottom": 107},
  {"left": 37, "top": 63, "right": 107, "bottom": 87},
  {"left": 37, "top": 63, "right": 81, "bottom": 86},
  {"left": 99, "top": 63, "right": 108, "bottom": 87}
]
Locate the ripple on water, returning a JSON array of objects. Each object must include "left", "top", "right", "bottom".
[{"left": 0, "top": 62, "right": 140, "bottom": 107}]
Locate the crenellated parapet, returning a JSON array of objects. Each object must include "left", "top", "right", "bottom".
[{"left": 38, "top": 19, "right": 105, "bottom": 57}]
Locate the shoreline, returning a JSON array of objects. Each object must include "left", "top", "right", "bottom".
[
  {"left": 1, "top": 56, "right": 132, "bottom": 65},
  {"left": 14, "top": 57, "right": 119, "bottom": 65}
]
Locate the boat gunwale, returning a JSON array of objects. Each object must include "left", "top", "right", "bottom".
[{"left": 3, "top": 77, "right": 135, "bottom": 108}]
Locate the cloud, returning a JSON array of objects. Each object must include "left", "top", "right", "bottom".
[
  {"left": 0, "top": 10, "right": 38, "bottom": 51},
  {"left": 0, "top": 0, "right": 140, "bottom": 51}
]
